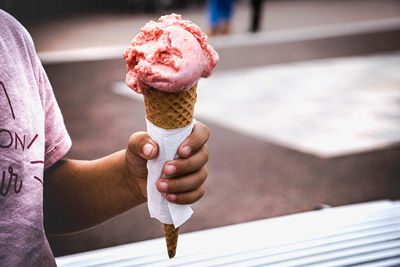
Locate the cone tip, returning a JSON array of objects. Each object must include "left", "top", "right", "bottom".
[{"left": 168, "top": 249, "right": 176, "bottom": 258}]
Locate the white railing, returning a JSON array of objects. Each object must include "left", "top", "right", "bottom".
[{"left": 56, "top": 200, "right": 400, "bottom": 267}]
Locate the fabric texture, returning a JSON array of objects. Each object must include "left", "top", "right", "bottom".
[{"left": 0, "top": 9, "right": 71, "bottom": 266}]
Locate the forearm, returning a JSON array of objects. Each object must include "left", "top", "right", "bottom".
[{"left": 43, "top": 150, "right": 145, "bottom": 235}]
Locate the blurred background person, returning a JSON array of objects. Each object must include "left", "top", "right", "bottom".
[
  {"left": 207, "top": 0, "right": 235, "bottom": 36},
  {"left": 250, "top": 0, "right": 263, "bottom": 32}
]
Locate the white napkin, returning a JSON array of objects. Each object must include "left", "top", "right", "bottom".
[{"left": 146, "top": 118, "right": 195, "bottom": 228}]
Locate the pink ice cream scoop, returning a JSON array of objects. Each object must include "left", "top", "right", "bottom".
[{"left": 123, "top": 14, "right": 219, "bottom": 94}]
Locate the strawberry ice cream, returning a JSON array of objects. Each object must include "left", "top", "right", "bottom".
[{"left": 123, "top": 14, "right": 219, "bottom": 94}]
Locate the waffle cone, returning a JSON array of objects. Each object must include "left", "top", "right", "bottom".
[
  {"left": 144, "top": 84, "right": 197, "bottom": 258},
  {"left": 143, "top": 84, "right": 197, "bottom": 130},
  {"left": 164, "top": 224, "right": 179, "bottom": 258}
]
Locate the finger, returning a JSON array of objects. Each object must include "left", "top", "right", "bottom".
[
  {"left": 127, "top": 131, "right": 158, "bottom": 160},
  {"left": 157, "top": 166, "right": 207, "bottom": 194},
  {"left": 166, "top": 183, "right": 205, "bottom": 205},
  {"left": 163, "top": 145, "right": 208, "bottom": 177},
  {"left": 178, "top": 121, "right": 209, "bottom": 158}
]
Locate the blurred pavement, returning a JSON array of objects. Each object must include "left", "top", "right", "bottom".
[
  {"left": 28, "top": 0, "right": 400, "bottom": 53},
  {"left": 20, "top": 0, "right": 400, "bottom": 256}
]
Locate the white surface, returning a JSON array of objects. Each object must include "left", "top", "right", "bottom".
[
  {"left": 56, "top": 200, "right": 400, "bottom": 266},
  {"left": 145, "top": 119, "right": 194, "bottom": 228},
  {"left": 114, "top": 52, "right": 400, "bottom": 157}
]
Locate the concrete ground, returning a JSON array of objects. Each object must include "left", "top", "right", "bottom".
[{"left": 18, "top": 0, "right": 400, "bottom": 256}]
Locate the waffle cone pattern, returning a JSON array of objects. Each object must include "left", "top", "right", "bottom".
[
  {"left": 164, "top": 224, "right": 180, "bottom": 258},
  {"left": 143, "top": 84, "right": 197, "bottom": 129}
]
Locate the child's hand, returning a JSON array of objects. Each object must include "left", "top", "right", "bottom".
[{"left": 124, "top": 122, "right": 209, "bottom": 204}]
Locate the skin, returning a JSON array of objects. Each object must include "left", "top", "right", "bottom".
[{"left": 43, "top": 122, "right": 209, "bottom": 235}]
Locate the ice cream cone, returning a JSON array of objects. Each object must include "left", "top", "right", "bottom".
[
  {"left": 164, "top": 224, "right": 180, "bottom": 258},
  {"left": 143, "top": 83, "right": 197, "bottom": 258},
  {"left": 143, "top": 84, "right": 197, "bottom": 130},
  {"left": 124, "top": 13, "right": 218, "bottom": 260}
]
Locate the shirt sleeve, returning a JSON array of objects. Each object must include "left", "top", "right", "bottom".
[{"left": 37, "top": 62, "right": 72, "bottom": 170}]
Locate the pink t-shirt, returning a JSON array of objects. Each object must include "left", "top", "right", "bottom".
[{"left": 0, "top": 10, "right": 72, "bottom": 266}]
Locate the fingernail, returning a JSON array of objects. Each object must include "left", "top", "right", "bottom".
[
  {"left": 165, "top": 164, "right": 176, "bottom": 176},
  {"left": 167, "top": 194, "right": 176, "bottom": 201},
  {"left": 159, "top": 182, "right": 168, "bottom": 192},
  {"left": 143, "top": 143, "right": 153, "bottom": 156},
  {"left": 181, "top": 145, "right": 191, "bottom": 156}
]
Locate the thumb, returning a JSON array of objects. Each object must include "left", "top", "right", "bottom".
[{"left": 127, "top": 131, "right": 158, "bottom": 160}]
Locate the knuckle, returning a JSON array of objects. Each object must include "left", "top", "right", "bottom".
[
  {"left": 193, "top": 185, "right": 205, "bottom": 203},
  {"left": 203, "top": 125, "right": 210, "bottom": 142},
  {"left": 194, "top": 169, "right": 207, "bottom": 188},
  {"left": 130, "top": 131, "right": 147, "bottom": 143},
  {"left": 189, "top": 156, "right": 199, "bottom": 171},
  {"left": 128, "top": 132, "right": 147, "bottom": 152},
  {"left": 198, "top": 185, "right": 205, "bottom": 200},
  {"left": 194, "top": 123, "right": 208, "bottom": 144},
  {"left": 201, "top": 166, "right": 208, "bottom": 181},
  {"left": 197, "top": 121, "right": 210, "bottom": 142},
  {"left": 191, "top": 133, "right": 202, "bottom": 148},
  {"left": 202, "top": 146, "right": 209, "bottom": 163},
  {"left": 191, "top": 170, "right": 203, "bottom": 189}
]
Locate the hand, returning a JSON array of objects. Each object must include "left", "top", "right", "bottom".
[{"left": 124, "top": 121, "right": 210, "bottom": 205}]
